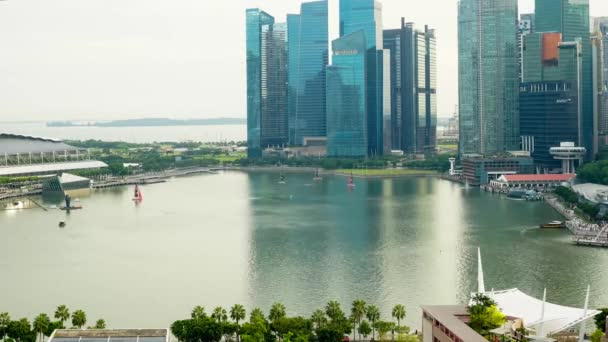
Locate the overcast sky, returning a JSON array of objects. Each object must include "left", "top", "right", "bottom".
[{"left": 0, "top": 0, "right": 606, "bottom": 122}]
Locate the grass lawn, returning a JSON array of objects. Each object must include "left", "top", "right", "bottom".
[
  {"left": 335, "top": 169, "right": 437, "bottom": 176},
  {"left": 437, "top": 143, "right": 458, "bottom": 150}
]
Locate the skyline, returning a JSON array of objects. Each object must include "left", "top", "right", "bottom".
[{"left": 0, "top": 0, "right": 606, "bottom": 121}]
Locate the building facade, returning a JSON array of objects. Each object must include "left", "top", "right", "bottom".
[
  {"left": 535, "top": 0, "right": 594, "bottom": 159},
  {"left": 458, "top": 0, "right": 520, "bottom": 156},
  {"left": 326, "top": 31, "right": 368, "bottom": 157},
  {"left": 518, "top": 13, "right": 535, "bottom": 82},
  {"left": 384, "top": 20, "right": 437, "bottom": 155},
  {"left": 461, "top": 155, "right": 535, "bottom": 186},
  {"left": 287, "top": 1, "right": 329, "bottom": 146}
]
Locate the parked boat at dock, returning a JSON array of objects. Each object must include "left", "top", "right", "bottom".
[{"left": 540, "top": 221, "right": 565, "bottom": 229}]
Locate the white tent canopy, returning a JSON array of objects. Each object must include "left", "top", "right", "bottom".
[{"left": 480, "top": 288, "right": 600, "bottom": 336}]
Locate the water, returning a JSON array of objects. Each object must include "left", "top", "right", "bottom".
[
  {"left": 1, "top": 122, "right": 246, "bottom": 143},
  {"left": 1, "top": 172, "right": 607, "bottom": 330}
]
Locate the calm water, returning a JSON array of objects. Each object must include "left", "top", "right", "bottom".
[
  {"left": 1, "top": 172, "right": 607, "bottom": 329},
  {"left": 1, "top": 122, "right": 246, "bottom": 143}
]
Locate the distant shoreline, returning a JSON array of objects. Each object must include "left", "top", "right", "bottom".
[
  {"left": 46, "top": 118, "right": 246, "bottom": 128},
  {"left": 227, "top": 166, "right": 440, "bottom": 179}
]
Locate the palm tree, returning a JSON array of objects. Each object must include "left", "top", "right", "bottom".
[
  {"left": 269, "top": 303, "right": 286, "bottom": 323},
  {"left": 33, "top": 314, "right": 50, "bottom": 342},
  {"left": 211, "top": 307, "right": 228, "bottom": 323},
  {"left": 310, "top": 310, "right": 326, "bottom": 329},
  {"left": 391, "top": 305, "right": 406, "bottom": 331},
  {"left": 366, "top": 305, "right": 380, "bottom": 340},
  {"left": 54, "top": 306, "right": 69, "bottom": 328},
  {"left": 94, "top": 319, "right": 106, "bottom": 329},
  {"left": 71, "top": 310, "right": 86, "bottom": 330},
  {"left": 230, "top": 304, "right": 246, "bottom": 342},
  {"left": 325, "top": 300, "right": 344, "bottom": 322},
  {"left": 191, "top": 306, "right": 206, "bottom": 320},
  {"left": 351, "top": 300, "right": 367, "bottom": 340}
]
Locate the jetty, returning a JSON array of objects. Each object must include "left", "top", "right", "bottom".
[{"left": 545, "top": 196, "right": 608, "bottom": 247}]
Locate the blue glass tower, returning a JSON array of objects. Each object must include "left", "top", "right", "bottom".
[
  {"left": 287, "top": 1, "right": 329, "bottom": 146},
  {"left": 326, "top": 31, "right": 368, "bottom": 157},
  {"left": 340, "top": 0, "right": 386, "bottom": 156}
]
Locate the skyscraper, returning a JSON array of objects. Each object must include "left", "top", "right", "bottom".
[
  {"left": 340, "top": 0, "right": 388, "bottom": 156},
  {"left": 535, "top": 0, "right": 593, "bottom": 159},
  {"left": 593, "top": 17, "right": 608, "bottom": 148},
  {"left": 246, "top": 9, "right": 288, "bottom": 158},
  {"left": 287, "top": 1, "right": 329, "bottom": 146},
  {"left": 518, "top": 13, "right": 535, "bottom": 82},
  {"left": 384, "top": 20, "right": 437, "bottom": 154},
  {"left": 458, "top": 0, "right": 520, "bottom": 156},
  {"left": 326, "top": 31, "right": 368, "bottom": 157}
]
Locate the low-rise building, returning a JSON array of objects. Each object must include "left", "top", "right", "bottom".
[
  {"left": 421, "top": 305, "right": 487, "bottom": 342},
  {"left": 489, "top": 173, "right": 575, "bottom": 189},
  {"left": 461, "top": 155, "right": 535, "bottom": 186},
  {"left": 48, "top": 329, "right": 169, "bottom": 342}
]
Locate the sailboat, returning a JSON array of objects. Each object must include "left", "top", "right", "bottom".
[
  {"left": 278, "top": 169, "right": 286, "bottom": 184},
  {"left": 313, "top": 168, "right": 322, "bottom": 181},
  {"left": 133, "top": 185, "right": 143, "bottom": 201},
  {"left": 347, "top": 172, "right": 355, "bottom": 189}
]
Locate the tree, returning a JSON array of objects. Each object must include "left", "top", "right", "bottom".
[
  {"left": 0, "top": 313, "right": 10, "bottom": 341},
  {"left": 365, "top": 306, "right": 380, "bottom": 340},
  {"left": 191, "top": 306, "right": 206, "bottom": 320},
  {"left": 249, "top": 309, "right": 265, "bottom": 324},
  {"left": 351, "top": 300, "right": 366, "bottom": 341},
  {"left": 269, "top": 303, "right": 287, "bottom": 323},
  {"left": 325, "top": 301, "right": 344, "bottom": 322},
  {"left": 44, "top": 322, "right": 63, "bottom": 338},
  {"left": 7, "top": 318, "right": 34, "bottom": 342},
  {"left": 316, "top": 326, "right": 344, "bottom": 342},
  {"left": 310, "top": 310, "right": 326, "bottom": 330},
  {"left": 171, "top": 317, "right": 223, "bottom": 342},
  {"left": 467, "top": 295, "right": 505, "bottom": 335},
  {"left": 71, "top": 310, "right": 87, "bottom": 330},
  {"left": 358, "top": 321, "right": 371, "bottom": 340},
  {"left": 33, "top": 314, "right": 50, "bottom": 342},
  {"left": 53, "top": 306, "right": 69, "bottom": 328},
  {"left": 396, "top": 334, "right": 418, "bottom": 342},
  {"left": 211, "top": 308, "right": 228, "bottom": 323},
  {"left": 373, "top": 321, "right": 396, "bottom": 341},
  {"left": 272, "top": 317, "right": 313, "bottom": 342},
  {"left": 595, "top": 308, "right": 608, "bottom": 333},
  {"left": 230, "top": 305, "right": 246, "bottom": 342},
  {"left": 391, "top": 305, "right": 406, "bottom": 331},
  {"left": 591, "top": 329, "right": 604, "bottom": 342},
  {"left": 94, "top": 320, "right": 106, "bottom": 329}
]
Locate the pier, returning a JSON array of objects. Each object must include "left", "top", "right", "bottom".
[{"left": 545, "top": 196, "right": 608, "bottom": 247}]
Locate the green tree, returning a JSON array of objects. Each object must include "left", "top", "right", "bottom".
[
  {"left": 391, "top": 305, "right": 406, "bottom": 331},
  {"left": 249, "top": 309, "right": 265, "bottom": 324},
  {"left": 230, "top": 304, "right": 246, "bottom": 342},
  {"left": 71, "top": 310, "right": 87, "bottom": 329},
  {"left": 310, "top": 310, "right": 327, "bottom": 330},
  {"left": 94, "top": 320, "right": 106, "bottom": 329},
  {"left": 591, "top": 329, "right": 604, "bottom": 342},
  {"left": 211, "top": 308, "right": 228, "bottom": 323},
  {"left": 316, "top": 326, "right": 344, "bottom": 342},
  {"left": 33, "top": 315, "right": 50, "bottom": 342},
  {"left": 325, "top": 301, "right": 345, "bottom": 322},
  {"left": 358, "top": 321, "right": 371, "bottom": 340},
  {"left": 373, "top": 321, "right": 396, "bottom": 341},
  {"left": 0, "top": 313, "right": 10, "bottom": 341},
  {"left": 269, "top": 303, "right": 287, "bottom": 323},
  {"left": 7, "top": 318, "right": 34, "bottom": 342},
  {"left": 467, "top": 295, "right": 506, "bottom": 335},
  {"left": 595, "top": 308, "right": 608, "bottom": 332},
  {"left": 351, "top": 300, "right": 366, "bottom": 340},
  {"left": 365, "top": 306, "right": 380, "bottom": 340},
  {"left": 171, "top": 317, "right": 223, "bottom": 342},
  {"left": 53, "top": 306, "right": 69, "bottom": 328},
  {"left": 396, "top": 334, "right": 418, "bottom": 342},
  {"left": 43, "top": 322, "right": 63, "bottom": 338},
  {"left": 191, "top": 306, "right": 206, "bottom": 320}
]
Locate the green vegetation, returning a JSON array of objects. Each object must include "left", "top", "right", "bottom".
[
  {"left": 578, "top": 160, "right": 608, "bottom": 185},
  {"left": 335, "top": 169, "right": 436, "bottom": 176},
  {"left": 0, "top": 176, "right": 40, "bottom": 186},
  {"left": 554, "top": 186, "right": 601, "bottom": 221},
  {"left": 595, "top": 308, "right": 608, "bottom": 333},
  {"left": 172, "top": 302, "right": 416, "bottom": 342},
  {"left": 467, "top": 294, "right": 506, "bottom": 341},
  {"left": 0, "top": 306, "right": 104, "bottom": 342},
  {"left": 591, "top": 329, "right": 604, "bottom": 342}
]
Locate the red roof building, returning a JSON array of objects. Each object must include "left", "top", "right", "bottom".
[{"left": 490, "top": 174, "right": 575, "bottom": 189}]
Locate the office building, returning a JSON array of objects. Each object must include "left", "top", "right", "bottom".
[
  {"left": 458, "top": 0, "right": 520, "bottom": 156},
  {"left": 535, "top": 0, "right": 594, "bottom": 159},
  {"left": 287, "top": 1, "right": 329, "bottom": 146},
  {"left": 340, "top": 0, "right": 389, "bottom": 156},
  {"left": 520, "top": 33, "right": 582, "bottom": 170},
  {"left": 384, "top": 20, "right": 437, "bottom": 154},
  {"left": 518, "top": 13, "right": 535, "bottom": 82},
  {"left": 593, "top": 17, "right": 608, "bottom": 148},
  {"left": 246, "top": 9, "right": 288, "bottom": 158},
  {"left": 461, "top": 154, "right": 535, "bottom": 186},
  {"left": 326, "top": 31, "right": 368, "bottom": 157}
]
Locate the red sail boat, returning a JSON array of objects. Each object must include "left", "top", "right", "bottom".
[
  {"left": 347, "top": 172, "right": 355, "bottom": 188},
  {"left": 133, "top": 185, "right": 143, "bottom": 202}
]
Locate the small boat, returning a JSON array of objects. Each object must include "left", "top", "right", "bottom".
[
  {"left": 313, "top": 169, "right": 323, "bottom": 181},
  {"left": 132, "top": 185, "right": 143, "bottom": 201},
  {"left": 540, "top": 221, "right": 565, "bottom": 229},
  {"left": 60, "top": 205, "right": 83, "bottom": 211},
  {"left": 347, "top": 172, "right": 355, "bottom": 188},
  {"left": 58, "top": 221, "right": 66, "bottom": 228},
  {"left": 278, "top": 172, "right": 286, "bottom": 184}
]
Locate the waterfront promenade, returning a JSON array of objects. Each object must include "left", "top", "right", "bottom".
[{"left": 545, "top": 196, "right": 608, "bottom": 247}]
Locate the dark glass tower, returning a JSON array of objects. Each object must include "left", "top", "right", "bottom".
[
  {"left": 287, "top": 1, "right": 329, "bottom": 146},
  {"left": 384, "top": 20, "right": 437, "bottom": 155},
  {"left": 246, "top": 9, "right": 288, "bottom": 158},
  {"left": 535, "top": 0, "right": 593, "bottom": 159},
  {"left": 458, "top": 0, "right": 520, "bottom": 156},
  {"left": 326, "top": 31, "right": 368, "bottom": 157}
]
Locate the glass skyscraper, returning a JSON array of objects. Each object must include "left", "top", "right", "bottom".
[
  {"left": 458, "top": 0, "right": 520, "bottom": 156},
  {"left": 246, "top": 9, "right": 288, "bottom": 158},
  {"left": 384, "top": 20, "right": 437, "bottom": 154},
  {"left": 535, "top": 0, "right": 593, "bottom": 159},
  {"left": 326, "top": 31, "right": 368, "bottom": 157},
  {"left": 287, "top": 1, "right": 329, "bottom": 146},
  {"left": 340, "top": 0, "right": 387, "bottom": 156}
]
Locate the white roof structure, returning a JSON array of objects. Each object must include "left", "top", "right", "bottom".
[
  {"left": 481, "top": 288, "right": 600, "bottom": 336},
  {"left": 0, "top": 161, "right": 107, "bottom": 176}
]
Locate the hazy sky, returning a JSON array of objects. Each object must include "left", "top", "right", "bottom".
[{"left": 0, "top": 0, "right": 606, "bottom": 122}]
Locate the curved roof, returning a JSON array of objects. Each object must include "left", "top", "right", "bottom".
[
  {"left": 0, "top": 161, "right": 107, "bottom": 177},
  {"left": 482, "top": 288, "right": 600, "bottom": 336},
  {"left": 0, "top": 133, "right": 80, "bottom": 154}
]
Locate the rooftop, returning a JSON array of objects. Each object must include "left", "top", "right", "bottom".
[
  {"left": 421, "top": 305, "right": 488, "bottom": 342},
  {"left": 49, "top": 329, "right": 168, "bottom": 342},
  {"left": 0, "top": 133, "right": 81, "bottom": 155},
  {"left": 0, "top": 160, "right": 108, "bottom": 177},
  {"left": 501, "top": 174, "right": 575, "bottom": 182}
]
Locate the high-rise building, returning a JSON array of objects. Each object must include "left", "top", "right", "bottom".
[
  {"left": 518, "top": 13, "right": 535, "bottom": 82},
  {"left": 287, "top": 1, "right": 329, "bottom": 146},
  {"left": 340, "top": 0, "right": 388, "bottom": 156},
  {"left": 246, "top": 9, "right": 288, "bottom": 158},
  {"left": 535, "top": 0, "right": 593, "bottom": 159},
  {"left": 593, "top": 17, "right": 608, "bottom": 148},
  {"left": 326, "top": 31, "right": 368, "bottom": 157},
  {"left": 520, "top": 33, "right": 582, "bottom": 170},
  {"left": 384, "top": 20, "right": 437, "bottom": 154},
  {"left": 457, "top": 0, "right": 520, "bottom": 156}
]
